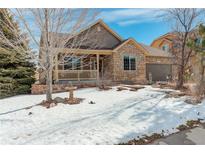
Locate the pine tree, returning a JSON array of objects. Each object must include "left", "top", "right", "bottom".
[
  {"left": 0, "top": 9, "right": 35, "bottom": 98},
  {"left": 188, "top": 24, "right": 205, "bottom": 96}
]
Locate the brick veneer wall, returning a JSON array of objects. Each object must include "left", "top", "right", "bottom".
[{"left": 112, "top": 41, "right": 147, "bottom": 84}]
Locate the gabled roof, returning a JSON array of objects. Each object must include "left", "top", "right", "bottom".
[
  {"left": 139, "top": 43, "right": 172, "bottom": 58},
  {"left": 67, "top": 19, "right": 123, "bottom": 43},
  {"left": 113, "top": 38, "right": 172, "bottom": 57},
  {"left": 150, "top": 32, "right": 176, "bottom": 46},
  {"left": 113, "top": 38, "right": 149, "bottom": 55}
]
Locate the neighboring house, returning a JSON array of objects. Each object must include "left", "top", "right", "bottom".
[
  {"left": 151, "top": 33, "right": 176, "bottom": 52},
  {"left": 150, "top": 32, "right": 201, "bottom": 82},
  {"left": 38, "top": 20, "right": 174, "bottom": 85}
]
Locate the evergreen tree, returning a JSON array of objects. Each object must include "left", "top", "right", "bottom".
[
  {"left": 0, "top": 9, "right": 35, "bottom": 98},
  {"left": 188, "top": 24, "right": 205, "bottom": 96}
]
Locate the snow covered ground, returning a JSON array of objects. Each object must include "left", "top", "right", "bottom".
[{"left": 0, "top": 86, "right": 205, "bottom": 145}]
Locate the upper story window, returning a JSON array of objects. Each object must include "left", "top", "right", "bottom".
[
  {"left": 195, "top": 37, "right": 203, "bottom": 46},
  {"left": 64, "top": 56, "right": 81, "bottom": 70},
  {"left": 123, "top": 55, "right": 136, "bottom": 70},
  {"left": 162, "top": 44, "right": 169, "bottom": 52}
]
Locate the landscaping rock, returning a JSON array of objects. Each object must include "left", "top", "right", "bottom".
[
  {"left": 54, "top": 97, "right": 66, "bottom": 103},
  {"left": 98, "top": 85, "right": 112, "bottom": 90},
  {"left": 39, "top": 100, "right": 57, "bottom": 108},
  {"left": 49, "top": 102, "right": 57, "bottom": 108},
  {"left": 117, "top": 87, "right": 128, "bottom": 91},
  {"left": 89, "top": 101, "right": 96, "bottom": 104},
  {"left": 125, "top": 85, "right": 145, "bottom": 89},
  {"left": 165, "top": 91, "right": 186, "bottom": 98},
  {"left": 129, "top": 88, "right": 138, "bottom": 91},
  {"left": 184, "top": 98, "right": 202, "bottom": 105},
  {"left": 127, "top": 85, "right": 145, "bottom": 91}
]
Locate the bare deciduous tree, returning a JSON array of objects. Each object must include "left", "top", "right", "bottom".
[
  {"left": 0, "top": 8, "right": 99, "bottom": 102},
  {"left": 164, "top": 8, "right": 202, "bottom": 89}
]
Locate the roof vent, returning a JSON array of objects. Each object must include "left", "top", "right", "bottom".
[{"left": 97, "top": 26, "right": 101, "bottom": 32}]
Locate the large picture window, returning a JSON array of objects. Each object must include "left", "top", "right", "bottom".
[
  {"left": 123, "top": 55, "right": 136, "bottom": 70},
  {"left": 64, "top": 56, "right": 81, "bottom": 70}
]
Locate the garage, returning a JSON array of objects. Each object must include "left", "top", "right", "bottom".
[{"left": 146, "top": 64, "right": 172, "bottom": 82}]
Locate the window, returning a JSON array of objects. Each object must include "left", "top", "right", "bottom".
[
  {"left": 72, "top": 57, "right": 81, "bottom": 70},
  {"left": 195, "top": 37, "right": 203, "bottom": 46},
  {"left": 123, "top": 55, "right": 136, "bottom": 70},
  {"left": 64, "top": 57, "right": 72, "bottom": 70},
  {"left": 162, "top": 44, "right": 169, "bottom": 52},
  {"left": 130, "top": 57, "right": 136, "bottom": 70},
  {"left": 123, "top": 56, "right": 130, "bottom": 70},
  {"left": 64, "top": 56, "right": 81, "bottom": 70}
]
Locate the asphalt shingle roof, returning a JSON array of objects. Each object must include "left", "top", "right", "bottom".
[{"left": 140, "top": 43, "right": 172, "bottom": 57}]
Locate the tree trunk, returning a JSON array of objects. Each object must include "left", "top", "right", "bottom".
[
  {"left": 46, "top": 66, "right": 53, "bottom": 101},
  {"left": 45, "top": 8, "right": 53, "bottom": 101},
  {"left": 176, "top": 33, "right": 188, "bottom": 89},
  {"left": 176, "top": 65, "right": 184, "bottom": 89}
]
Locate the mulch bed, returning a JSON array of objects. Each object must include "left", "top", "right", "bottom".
[
  {"left": 64, "top": 98, "right": 84, "bottom": 105},
  {"left": 119, "top": 119, "right": 204, "bottom": 145},
  {"left": 117, "top": 85, "right": 145, "bottom": 92},
  {"left": 98, "top": 84, "right": 112, "bottom": 91},
  {"left": 119, "top": 133, "right": 163, "bottom": 145},
  {"left": 39, "top": 97, "right": 84, "bottom": 108},
  {"left": 176, "top": 119, "right": 203, "bottom": 131}
]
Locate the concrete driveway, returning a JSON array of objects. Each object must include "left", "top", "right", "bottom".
[{"left": 152, "top": 123, "right": 205, "bottom": 145}]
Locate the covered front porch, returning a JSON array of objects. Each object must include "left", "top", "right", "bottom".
[{"left": 53, "top": 49, "right": 113, "bottom": 82}]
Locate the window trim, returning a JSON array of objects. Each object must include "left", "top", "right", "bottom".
[{"left": 123, "top": 55, "right": 136, "bottom": 71}]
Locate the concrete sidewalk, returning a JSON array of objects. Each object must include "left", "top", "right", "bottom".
[{"left": 152, "top": 123, "right": 205, "bottom": 145}]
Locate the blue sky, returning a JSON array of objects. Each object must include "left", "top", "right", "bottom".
[
  {"left": 15, "top": 8, "right": 171, "bottom": 50},
  {"left": 99, "top": 8, "right": 171, "bottom": 45}
]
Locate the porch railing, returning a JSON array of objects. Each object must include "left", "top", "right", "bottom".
[{"left": 56, "top": 70, "right": 97, "bottom": 81}]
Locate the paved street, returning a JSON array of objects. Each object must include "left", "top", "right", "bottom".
[{"left": 152, "top": 123, "right": 205, "bottom": 145}]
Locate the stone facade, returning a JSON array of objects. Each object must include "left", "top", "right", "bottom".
[
  {"left": 112, "top": 41, "right": 147, "bottom": 84},
  {"left": 146, "top": 56, "right": 173, "bottom": 64},
  {"left": 102, "top": 55, "right": 114, "bottom": 80}
]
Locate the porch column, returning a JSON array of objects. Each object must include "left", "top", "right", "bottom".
[{"left": 96, "top": 54, "right": 99, "bottom": 82}]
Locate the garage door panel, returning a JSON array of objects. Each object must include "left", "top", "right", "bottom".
[{"left": 146, "top": 64, "right": 172, "bottom": 81}]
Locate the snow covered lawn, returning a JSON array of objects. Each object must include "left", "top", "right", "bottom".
[{"left": 0, "top": 86, "right": 205, "bottom": 145}]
